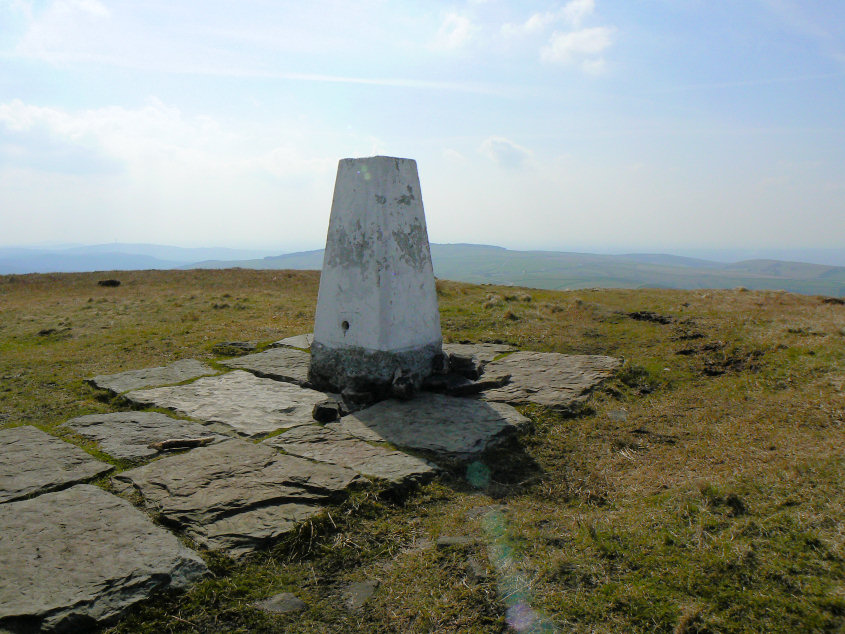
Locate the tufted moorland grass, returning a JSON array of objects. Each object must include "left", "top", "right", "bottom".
[{"left": 0, "top": 269, "right": 842, "bottom": 632}]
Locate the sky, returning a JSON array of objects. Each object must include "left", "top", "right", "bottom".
[{"left": 0, "top": 0, "right": 844, "bottom": 254}]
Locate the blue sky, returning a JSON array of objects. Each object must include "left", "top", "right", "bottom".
[{"left": 1, "top": 0, "right": 843, "bottom": 253}]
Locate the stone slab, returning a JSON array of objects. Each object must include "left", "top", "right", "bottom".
[
  {"left": 0, "top": 484, "right": 207, "bottom": 633},
  {"left": 442, "top": 343, "right": 516, "bottom": 366},
  {"left": 0, "top": 426, "right": 113, "bottom": 503},
  {"left": 221, "top": 347, "right": 312, "bottom": 386},
  {"left": 264, "top": 425, "right": 437, "bottom": 486},
  {"left": 60, "top": 411, "right": 230, "bottom": 461},
  {"left": 480, "top": 351, "right": 621, "bottom": 411},
  {"left": 327, "top": 393, "right": 530, "bottom": 460},
  {"left": 253, "top": 592, "right": 307, "bottom": 615},
  {"left": 272, "top": 333, "right": 314, "bottom": 350},
  {"left": 113, "top": 439, "right": 363, "bottom": 557},
  {"left": 123, "top": 370, "right": 330, "bottom": 437},
  {"left": 86, "top": 359, "right": 216, "bottom": 394}
]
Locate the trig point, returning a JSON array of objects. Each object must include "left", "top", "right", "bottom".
[{"left": 309, "top": 156, "right": 442, "bottom": 395}]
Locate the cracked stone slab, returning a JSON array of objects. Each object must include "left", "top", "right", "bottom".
[
  {"left": 264, "top": 425, "right": 437, "bottom": 486},
  {"left": 60, "top": 411, "right": 230, "bottom": 462},
  {"left": 0, "top": 426, "right": 113, "bottom": 503},
  {"left": 86, "top": 359, "right": 216, "bottom": 395},
  {"left": 123, "top": 370, "right": 330, "bottom": 437},
  {"left": 113, "top": 439, "right": 363, "bottom": 557},
  {"left": 442, "top": 343, "right": 516, "bottom": 366},
  {"left": 0, "top": 484, "right": 207, "bottom": 633},
  {"left": 272, "top": 333, "right": 314, "bottom": 350},
  {"left": 327, "top": 393, "right": 530, "bottom": 460},
  {"left": 480, "top": 351, "right": 621, "bottom": 411},
  {"left": 221, "top": 347, "right": 312, "bottom": 386}
]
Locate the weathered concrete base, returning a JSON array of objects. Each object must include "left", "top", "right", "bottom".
[
  {"left": 0, "top": 485, "right": 207, "bottom": 633},
  {"left": 327, "top": 393, "right": 530, "bottom": 460},
  {"left": 309, "top": 340, "right": 442, "bottom": 394},
  {"left": 0, "top": 426, "right": 113, "bottom": 503},
  {"left": 113, "top": 439, "right": 363, "bottom": 557}
]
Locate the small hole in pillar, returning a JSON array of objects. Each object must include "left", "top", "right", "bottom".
[{"left": 341, "top": 320, "right": 350, "bottom": 333}]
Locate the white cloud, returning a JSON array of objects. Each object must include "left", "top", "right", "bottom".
[
  {"left": 502, "top": 0, "right": 596, "bottom": 37},
  {"left": 561, "top": 0, "right": 595, "bottom": 27},
  {"left": 479, "top": 137, "right": 533, "bottom": 169},
  {"left": 432, "top": 13, "right": 478, "bottom": 50},
  {"left": 541, "top": 26, "right": 614, "bottom": 70}
]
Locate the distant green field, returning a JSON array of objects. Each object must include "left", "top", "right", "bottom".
[{"left": 188, "top": 244, "right": 845, "bottom": 296}]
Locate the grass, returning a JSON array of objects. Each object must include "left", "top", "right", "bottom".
[{"left": 0, "top": 269, "right": 842, "bottom": 632}]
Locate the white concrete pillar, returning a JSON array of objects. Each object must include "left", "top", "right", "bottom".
[{"left": 309, "top": 156, "right": 442, "bottom": 394}]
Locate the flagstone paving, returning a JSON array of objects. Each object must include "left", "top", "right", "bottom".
[
  {"left": 221, "top": 346, "right": 312, "bottom": 386},
  {"left": 481, "top": 351, "right": 622, "bottom": 411},
  {"left": 0, "top": 484, "right": 207, "bottom": 633},
  {"left": 0, "top": 425, "right": 113, "bottom": 503},
  {"left": 60, "top": 411, "right": 231, "bottom": 461},
  {"left": 123, "top": 370, "right": 328, "bottom": 437},
  {"left": 113, "top": 439, "right": 364, "bottom": 557},
  {"left": 271, "top": 333, "right": 314, "bottom": 350},
  {"left": 86, "top": 358, "right": 216, "bottom": 395},
  {"left": 263, "top": 424, "right": 438, "bottom": 486},
  {"left": 327, "top": 393, "right": 530, "bottom": 460}
]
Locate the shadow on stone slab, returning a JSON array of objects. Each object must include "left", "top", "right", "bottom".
[
  {"left": 221, "top": 347, "right": 312, "bottom": 387},
  {"left": 60, "top": 411, "right": 230, "bottom": 462},
  {"left": 0, "top": 485, "right": 207, "bottom": 633},
  {"left": 123, "top": 371, "right": 330, "bottom": 437},
  {"left": 0, "top": 426, "right": 113, "bottom": 504},
  {"left": 326, "top": 393, "right": 530, "bottom": 462},
  {"left": 86, "top": 359, "right": 216, "bottom": 395},
  {"left": 113, "top": 439, "right": 364, "bottom": 558}
]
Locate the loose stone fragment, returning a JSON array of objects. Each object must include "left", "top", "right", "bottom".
[
  {"left": 436, "top": 535, "right": 477, "bottom": 549},
  {"left": 481, "top": 351, "right": 621, "bottom": 412},
  {"left": 86, "top": 359, "right": 216, "bottom": 395},
  {"left": 0, "top": 484, "right": 207, "bottom": 633},
  {"left": 0, "top": 426, "right": 112, "bottom": 503},
  {"left": 264, "top": 425, "right": 437, "bottom": 486},
  {"left": 312, "top": 399, "right": 345, "bottom": 423},
  {"left": 113, "top": 439, "right": 363, "bottom": 557},
  {"left": 124, "top": 370, "right": 329, "bottom": 437},
  {"left": 60, "top": 411, "right": 229, "bottom": 461},
  {"left": 272, "top": 333, "right": 314, "bottom": 350},
  {"left": 253, "top": 592, "right": 307, "bottom": 615},
  {"left": 344, "top": 580, "right": 379, "bottom": 611},
  {"left": 221, "top": 347, "right": 312, "bottom": 386},
  {"left": 327, "top": 393, "right": 530, "bottom": 460}
]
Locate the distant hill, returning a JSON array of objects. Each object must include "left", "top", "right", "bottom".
[
  {"left": 2, "top": 242, "right": 842, "bottom": 296},
  {"left": 184, "top": 243, "right": 845, "bottom": 297}
]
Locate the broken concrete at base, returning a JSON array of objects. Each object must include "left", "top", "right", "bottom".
[
  {"left": 481, "top": 351, "right": 622, "bottom": 412},
  {"left": 86, "top": 358, "right": 216, "bottom": 395},
  {"left": 309, "top": 156, "right": 442, "bottom": 395},
  {"left": 221, "top": 346, "right": 312, "bottom": 386},
  {"left": 123, "top": 370, "right": 329, "bottom": 437},
  {"left": 0, "top": 425, "right": 113, "bottom": 503},
  {"left": 327, "top": 393, "right": 530, "bottom": 460},
  {"left": 263, "top": 424, "right": 437, "bottom": 486},
  {"left": 113, "top": 439, "right": 363, "bottom": 557},
  {"left": 0, "top": 484, "right": 207, "bottom": 633},
  {"left": 60, "top": 411, "right": 230, "bottom": 461}
]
